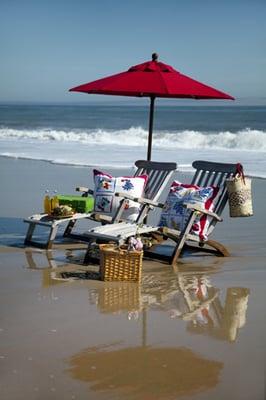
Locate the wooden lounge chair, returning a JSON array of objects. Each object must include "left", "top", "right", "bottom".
[
  {"left": 24, "top": 160, "right": 177, "bottom": 249},
  {"left": 73, "top": 160, "right": 176, "bottom": 263},
  {"left": 147, "top": 160, "right": 239, "bottom": 265},
  {"left": 82, "top": 160, "right": 239, "bottom": 265}
]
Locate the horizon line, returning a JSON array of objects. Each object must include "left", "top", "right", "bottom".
[{"left": 0, "top": 101, "right": 266, "bottom": 107}]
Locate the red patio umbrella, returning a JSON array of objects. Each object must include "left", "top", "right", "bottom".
[{"left": 69, "top": 53, "right": 234, "bottom": 160}]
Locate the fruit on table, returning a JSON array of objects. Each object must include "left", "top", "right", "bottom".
[{"left": 52, "top": 205, "right": 74, "bottom": 216}]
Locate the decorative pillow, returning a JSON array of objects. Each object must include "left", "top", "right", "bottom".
[
  {"left": 159, "top": 181, "right": 219, "bottom": 240},
  {"left": 93, "top": 170, "right": 148, "bottom": 222}
]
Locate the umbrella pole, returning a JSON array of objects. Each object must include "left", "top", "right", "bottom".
[
  {"left": 142, "top": 308, "right": 147, "bottom": 347},
  {"left": 147, "top": 96, "right": 155, "bottom": 161}
]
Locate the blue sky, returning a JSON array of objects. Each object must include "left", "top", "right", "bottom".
[{"left": 0, "top": 0, "right": 265, "bottom": 105}]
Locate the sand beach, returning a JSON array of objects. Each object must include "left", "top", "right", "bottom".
[{"left": 0, "top": 155, "right": 265, "bottom": 400}]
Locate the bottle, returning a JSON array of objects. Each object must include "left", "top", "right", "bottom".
[
  {"left": 44, "top": 195, "right": 51, "bottom": 214},
  {"left": 53, "top": 195, "right": 59, "bottom": 209},
  {"left": 50, "top": 190, "right": 59, "bottom": 213}
]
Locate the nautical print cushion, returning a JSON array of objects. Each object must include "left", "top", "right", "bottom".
[
  {"left": 159, "top": 181, "right": 219, "bottom": 240},
  {"left": 93, "top": 170, "right": 148, "bottom": 222}
]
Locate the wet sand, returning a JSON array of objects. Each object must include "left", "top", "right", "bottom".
[{"left": 0, "top": 156, "right": 265, "bottom": 400}]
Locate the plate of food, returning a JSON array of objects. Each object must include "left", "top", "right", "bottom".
[{"left": 51, "top": 205, "right": 75, "bottom": 218}]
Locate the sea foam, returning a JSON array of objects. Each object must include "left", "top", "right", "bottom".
[{"left": 0, "top": 127, "right": 266, "bottom": 152}]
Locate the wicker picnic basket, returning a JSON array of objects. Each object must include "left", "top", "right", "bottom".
[{"left": 99, "top": 244, "right": 143, "bottom": 282}]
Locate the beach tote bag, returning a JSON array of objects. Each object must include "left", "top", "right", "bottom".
[{"left": 226, "top": 164, "right": 253, "bottom": 217}]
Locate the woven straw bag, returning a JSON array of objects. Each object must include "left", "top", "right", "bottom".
[{"left": 226, "top": 164, "right": 253, "bottom": 218}]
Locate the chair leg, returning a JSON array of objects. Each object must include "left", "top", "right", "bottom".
[
  {"left": 63, "top": 219, "right": 76, "bottom": 237},
  {"left": 83, "top": 240, "right": 98, "bottom": 265},
  {"left": 204, "top": 239, "right": 230, "bottom": 257},
  {"left": 46, "top": 224, "right": 59, "bottom": 249},
  {"left": 170, "top": 211, "right": 198, "bottom": 266},
  {"left": 24, "top": 222, "right": 58, "bottom": 249},
  {"left": 24, "top": 222, "right": 36, "bottom": 245},
  {"left": 170, "top": 247, "right": 183, "bottom": 266}
]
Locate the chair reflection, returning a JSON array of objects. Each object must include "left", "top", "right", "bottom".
[
  {"left": 24, "top": 248, "right": 99, "bottom": 286},
  {"left": 89, "top": 266, "right": 250, "bottom": 343},
  {"left": 166, "top": 274, "right": 250, "bottom": 342},
  {"left": 24, "top": 249, "right": 250, "bottom": 342}
]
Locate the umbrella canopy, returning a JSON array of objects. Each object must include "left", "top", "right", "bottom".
[{"left": 69, "top": 53, "right": 234, "bottom": 160}]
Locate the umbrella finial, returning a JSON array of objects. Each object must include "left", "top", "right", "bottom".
[{"left": 152, "top": 53, "right": 158, "bottom": 62}]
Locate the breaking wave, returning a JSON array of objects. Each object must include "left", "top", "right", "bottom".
[{"left": 0, "top": 127, "right": 266, "bottom": 152}]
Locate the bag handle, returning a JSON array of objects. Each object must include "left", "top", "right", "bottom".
[{"left": 235, "top": 163, "right": 246, "bottom": 184}]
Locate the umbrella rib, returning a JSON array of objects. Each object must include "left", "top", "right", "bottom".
[{"left": 157, "top": 69, "right": 170, "bottom": 96}]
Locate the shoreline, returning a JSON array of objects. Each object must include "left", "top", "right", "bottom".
[
  {"left": 0, "top": 154, "right": 137, "bottom": 171},
  {"left": 0, "top": 154, "right": 265, "bottom": 180}
]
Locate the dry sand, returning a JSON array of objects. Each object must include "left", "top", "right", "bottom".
[{"left": 0, "top": 156, "right": 265, "bottom": 400}]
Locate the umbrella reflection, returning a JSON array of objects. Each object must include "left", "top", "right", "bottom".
[{"left": 67, "top": 344, "right": 223, "bottom": 399}]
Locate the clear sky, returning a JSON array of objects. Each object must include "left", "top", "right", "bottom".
[{"left": 0, "top": 0, "right": 265, "bottom": 105}]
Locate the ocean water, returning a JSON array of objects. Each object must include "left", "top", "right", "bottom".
[{"left": 0, "top": 104, "right": 265, "bottom": 178}]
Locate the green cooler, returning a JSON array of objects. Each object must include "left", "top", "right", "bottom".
[{"left": 57, "top": 195, "right": 94, "bottom": 213}]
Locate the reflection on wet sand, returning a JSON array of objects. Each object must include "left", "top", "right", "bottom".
[
  {"left": 89, "top": 268, "right": 250, "bottom": 343},
  {"left": 67, "top": 344, "right": 223, "bottom": 400},
  {"left": 174, "top": 281, "right": 250, "bottom": 343},
  {"left": 24, "top": 249, "right": 251, "bottom": 399},
  {"left": 25, "top": 249, "right": 250, "bottom": 343},
  {"left": 73, "top": 273, "right": 249, "bottom": 398},
  {"left": 222, "top": 287, "right": 250, "bottom": 342},
  {"left": 25, "top": 248, "right": 99, "bottom": 286}
]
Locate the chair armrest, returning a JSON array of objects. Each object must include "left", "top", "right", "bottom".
[
  {"left": 184, "top": 203, "right": 222, "bottom": 221},
  {"left": 114, "top": 192, "right": 164, "bottom": 208},
  {"left": 90, "top": 213, "right": 113, "bottom": 223},
  {"left": 76, "top": 186, "right": 94, "bottom": 196}
]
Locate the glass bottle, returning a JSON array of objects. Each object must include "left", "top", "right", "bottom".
[{"left": 44, "top": 190, "right": 51, "bottom": 214}]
